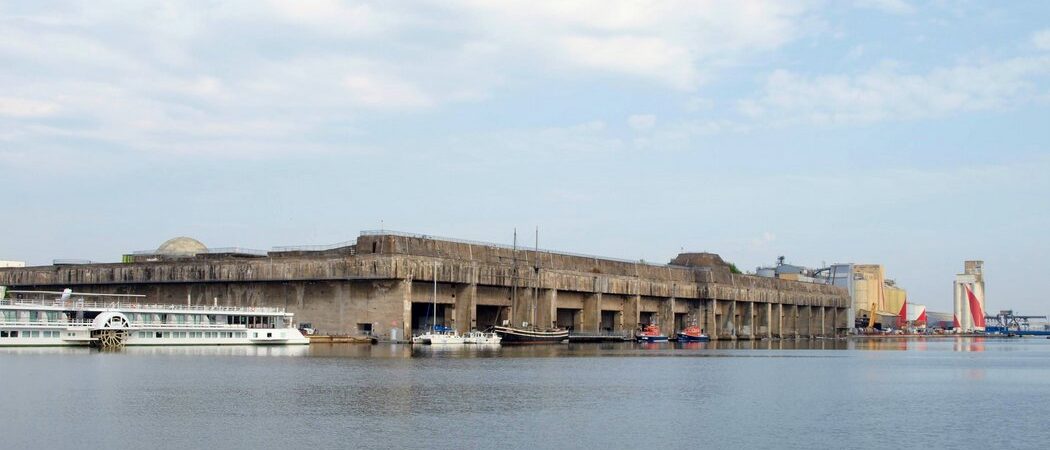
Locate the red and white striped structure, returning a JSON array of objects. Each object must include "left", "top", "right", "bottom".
[
  {"left": 953, "top": 261, "right": 985, "bottom": 332},
  {"left": 906, "top": 303, "right": 927, "bottom": 324}
]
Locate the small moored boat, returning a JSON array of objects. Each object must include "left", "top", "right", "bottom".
[
  {"left": 463, "top": 330, "right": 501, "bottom": 344},
  {"left": 676, "top": 325, "right": 710, "bottom": 342},
  {"left": 411, "top": 325, "right": 464, "bottom": 345},
  {"left": 636, "top": 324, "right": 669, "bottom": 343}
]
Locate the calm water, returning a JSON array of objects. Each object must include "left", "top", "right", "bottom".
[{"left": 1, "top": 338, "right": 1048, "bottom": 449}]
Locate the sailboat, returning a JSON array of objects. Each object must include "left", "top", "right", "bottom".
[
  {"left": 411, "top": 261, "right": 465, "bottom": 345},
  {"left": 492, "top": 228, "right": 569, "bottom": 344}
]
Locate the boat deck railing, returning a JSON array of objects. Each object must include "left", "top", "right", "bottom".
[
  {"left": 0, "top": 298, "right": 286, "bottom": 314},
  {"left": 0, "top": 320, "right": 293, "bottom": 330}
]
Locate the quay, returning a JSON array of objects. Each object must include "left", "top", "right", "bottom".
[{"left": 0, "top": 231, "right": 850, "bottom": 341}]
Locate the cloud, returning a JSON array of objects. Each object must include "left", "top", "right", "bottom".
[
  {"left": 1034, "top": 29, "right": 1050, "bottom": 51},
  {"left": 266, "top": 0, "right": 398, "bottom": 36},
  {"left": 738, "top": 56, "right": 1050, "bottom": 125},
  {"left": 854, "top": 0, "right": 916, "bottom": 15},
  {"left": 751, "top": 231, "right": 777, "bottom": 248},
  {"left": 452, "top": 0, "right": 813, "bottom": 90},
  {"left": 0, "top": 97, "right": 59, "bottom": 118},
  {"left": 343, "top": 74, "right": 433, "bottom": 110},
  {"left": 627, "top": 114, "right": 657, "bottom": 131},
  {"left": 560, "top": 36, "right": 697, "bottom": 89},
  {"left": 0, "top": 1, "right": 824, "bottom": 163}
]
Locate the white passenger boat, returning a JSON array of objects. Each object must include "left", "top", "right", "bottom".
[
  {"left": 0, "top": 288, "right": 310, "bottom": 348},
  {"left": 463, "top": 330, "right": 501, "bottom": 344}
]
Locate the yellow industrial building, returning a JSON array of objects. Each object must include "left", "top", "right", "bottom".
[{"left": 852, "top": 264, "right": 907, "bottom": 328}]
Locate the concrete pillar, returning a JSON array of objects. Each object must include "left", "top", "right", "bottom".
[
  {"left": 624, "top": 294, "right": 641, "bottom": 332},
  {"left": 454, "top": 282, "right": 477, "bottom": 334},
  {"left": 659, "top": 295, "right": 676, "bottom": 334},
  {"left": 400, "top": 277, "right": 412, "bottom": 341},
  {"left": 510, "top": 284, "right": 535, "bottom": 328},
  {"left": 820, "top": 306, "right": 829, "bottom": 337},
  {"left": 721, "top": 300, "right": 736, "bottom": 339},
  {"left": 537, "top": 288, "right": 557, "bottom": 329},
  {"left": 582, "top": 292, "right": 602, "bottom": 332},
  {"left": 815, "top": 306, "right": 823, "bottom": 337},
  {"left": 763, "top": 303, "right": 772, "bottom": 338},
  {"left": 744, "top": 301, "right": 755, "bottom": 339},
  {"left": 705, "top": 299, "right": 718, "bottom": 340},
  {"left": 837, "top": 307, "right": 849, "bottom": 335},
  {"left": 799, "top": 305, "right": 812, "bottom": 337},
  {"left": 773, "top": 303, "right": 783, "bottom": 338},
  {"left": 810, "top": 306, "right": 819, "bottom": 337},
  {"left": 785, "top": 304, "right": 798, "bottom": 338}
]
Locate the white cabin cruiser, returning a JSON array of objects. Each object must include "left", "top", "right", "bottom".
[
  {"left": 463, "top": 330, "right": 501, "bottom": 344},
  {"left": 411, "top": 325, "right": 465, "bottom": 345}
]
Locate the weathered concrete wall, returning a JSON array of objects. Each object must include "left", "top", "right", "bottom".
[{"left": 0, "top": 234, "right": 850, "bottom": 340}]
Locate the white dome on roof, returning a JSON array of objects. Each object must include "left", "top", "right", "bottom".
[{"left": 156, "top": 237, "right": 207, "bottom": 255}]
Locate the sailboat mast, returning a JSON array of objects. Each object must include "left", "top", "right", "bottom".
[
  {"left": 512, "top": 228, "right": 517, "bottom": 327},
  {"left": 533, "top": 226, "right": 539, "bottom": 328},
  {"left": 433, "top": 260, "right": 438, "bottom": 331}
]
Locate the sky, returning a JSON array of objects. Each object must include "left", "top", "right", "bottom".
[{"left": 1, "top": 1, "right": 1048, "bottom": 314}]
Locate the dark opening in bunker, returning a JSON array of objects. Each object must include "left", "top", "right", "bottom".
[
  {"left": 411, "top": 302, "right": 450, "bottom": 333},
  {"left": 475, "top": 305, "right": 502, "bottom": 330},
  {"left": 556, "top": 308, "right": 580, "bottom": 331},
  {"left": 639, "top": 311, "right": 656, "bottom": 327},
  {"left": 600, "top": 310, "right": 619, "bottom": 332},
  {"left": 674, "top": 313, "right": 689, "bottom": 333}
]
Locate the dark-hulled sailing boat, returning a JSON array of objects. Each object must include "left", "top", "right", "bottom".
[{"left": 492, "top": 228, "right": 569, "bottom": 344}]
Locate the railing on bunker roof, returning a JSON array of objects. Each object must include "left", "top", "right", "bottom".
[
  {"left": 270, "top": 241, "right": 357, "bottom": 253},
  {"left": 359, "top": 229, "right": 697, "bottom": 270}
]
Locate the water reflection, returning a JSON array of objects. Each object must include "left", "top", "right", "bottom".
[
  {"left": 2, "top": 335, "right": 1047, "bottom": 450},
  {"left": 0, "top": 336, "right": 1024, "bottom": 359},
  {"left": 850, "top": 336, "right": 993, "bottom": 352},
  {"left": 0, "top": 345, "right": 310, "bottom": 357}
]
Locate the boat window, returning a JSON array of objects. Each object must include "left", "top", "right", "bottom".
[
  {"left": 46, "top": 311, "right": 59, "bottom": 321},
  {"left": 10, "top": 330, "right": 17, "bottom": 337},
  {"left": 266, "top": 332, "right": 272, "bottom": 338},
  {"left": 1, "top": 331, "right": 7, "bottom": 338},
  {"left": 156, "top": 332, "right": 162, "bottom": 338}
]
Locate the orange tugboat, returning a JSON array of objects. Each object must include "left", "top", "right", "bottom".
[
  {"left": 635, "top": 324, "right": 669, "bottom": 342},
  {"left": 676, "top": 325, "right": 710, "bottom": 342}
]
